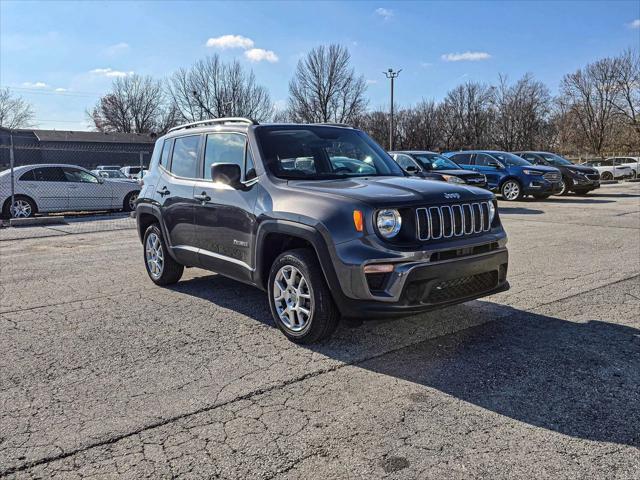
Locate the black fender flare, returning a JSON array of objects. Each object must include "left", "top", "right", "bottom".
[{"left": 135, "top": 202, "right": 181, "bottom": 262}]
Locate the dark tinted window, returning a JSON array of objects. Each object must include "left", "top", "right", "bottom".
[
  {"left": 203, "top": 133, "right": 245, "bottom": 180},
  {"left": 159, "top": 139, "right": 172, "bottom": 168},
  {"left": 395, "top": 154, "right": 418, "bottom": 170},
  {"left": 19, "top": 170, "right": 35, "bottom": 181},
  {"left": 475, "top": 154, "right": 496, "bottom": 167},
  {"left": 451, "top": 153, "right": 472, "bottom": 165},
  {"left": 22, "top": 167, "right": 67, "bottom": 182},
  {"left": 170, "top": 135, "right": 201, "bottom": 178}
]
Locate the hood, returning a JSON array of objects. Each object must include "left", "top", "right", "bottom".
[
  {"left": 289, "top": 176, "right": 492, "bottom": 207},
  {"left": 512, "top": 164, "right": 559, "bottom": 174},
  {"left": 564, "top": 164, "right": 598, "bottom": 175}
]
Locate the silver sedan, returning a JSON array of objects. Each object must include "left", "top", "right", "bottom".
[{"left": 0, "top": 164, "right": 141, "bottom": 218}]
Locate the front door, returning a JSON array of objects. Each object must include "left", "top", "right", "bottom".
[
  {"left": 473, "top": 154, "right": 503, "bottom": 190},
  {"left": 62, "top": 167, "right": 113, "bottom": 210},
  {"left": 155, "top": 135, "right": 201, "bottom": 266},
  {"left": 192, "top": 132, "right": 258, "bottom": 283}
]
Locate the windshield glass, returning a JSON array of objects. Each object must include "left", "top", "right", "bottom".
[
  {"left": 413, "top": 153, "right": 462, "bottom": 170},
  {"left": 256, "top": 126, "right": 404, "bottom": 180},
  {"left": 492, "top": 152, "right": 531, "bottom": 166},
  {"left": 540, "top": 153, "right": 573, "bottom": 166}
]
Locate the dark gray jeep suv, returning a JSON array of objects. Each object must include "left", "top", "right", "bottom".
[{"left": 136, "top": 118, "right": 509, "bottom": 343}]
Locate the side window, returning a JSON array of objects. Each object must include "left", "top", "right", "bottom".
[
  {"left": 395, "top": 154, "right": 418, "bottom": 170},
  {"left": 170, "top": 135, "right": 201, "bottom": 178},
  {"left": 474, "top": 154, "right": 495, "bottom": 167},
  {"left": 245, "top": 145, "right": 257, "bottom": 181},
  {"left": 203, "top": 133, "right": 246, "bottom": 180},
  {"left": 452, "top": 153, "right": 471, "bottom": 165},
  {"left": 31, "top": 167, "right": 67, "bottom": 182},
  {"left": 19, "top": 170, "right": 35, "bottom": 181},
  {"left": 63, "top": 168, "right": 99, "bottom": 183},
  {"left": 159, "top": 139, "right": 172, "bottom": 169}
]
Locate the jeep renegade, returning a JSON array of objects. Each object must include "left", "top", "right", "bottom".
[{"left": 136, "top": 118, "right": 509, "bottom": 343}]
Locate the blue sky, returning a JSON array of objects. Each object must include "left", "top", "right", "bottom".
[{"left": 1, "top": 0, "right": 639, "bottom": 130}]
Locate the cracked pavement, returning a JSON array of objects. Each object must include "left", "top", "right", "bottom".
[{"left": 1, "top": 183, "right": 639, "bottom": 479}]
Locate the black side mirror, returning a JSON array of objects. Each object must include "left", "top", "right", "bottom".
[
  {"left": 487, "top": 161, "right": 502, "bottom": 169},
  {"left": 405, "top": 165, "right": 419, "bottom": 174},
  {"left": 211, "top": 163, "right": 242, "bottom": 188}
]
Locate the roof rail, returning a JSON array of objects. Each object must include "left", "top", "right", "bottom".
[
  {"left": 312, "top": 122, "right": 353, "bottom": 128},
  {"left": 168, "top": 117, "right": 259, "bottom": 133}
]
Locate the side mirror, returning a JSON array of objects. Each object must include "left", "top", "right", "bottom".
[
  {"left": 487, "top": 161, "right": 502, "bottom": 169},
  {"left": 405, "top": 165, "right": 419, "bottom": 174},
  {"left": 211, "top": 163, "right": 242, "bottom": 188}
]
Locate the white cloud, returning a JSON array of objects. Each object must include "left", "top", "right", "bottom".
[
  {"left": 54, "top": 87, "right": 68, "bottom": 92},
  {"left": 244, "top": 48, "right": 279, "bottom": 63},
  {"left": 206, "top": 34, "right": 254, "bottom": 49},
  {"left": 22, "top": 81, "right": 48, "bottom": 88},
  {"left": 441, "top": 51, "right": 491, "bottom": 62},
  {"left": 105, "top": 42, "right": 130, "bottom": 55},
  {"left": 90, "top": 68, "right": 134, "bottom": 77},
  {"left": 375, "top": 7, "right": 393, "bottom": 19},
  {"left": 629, "top": 19, "right": 640, "bottom": 29}
]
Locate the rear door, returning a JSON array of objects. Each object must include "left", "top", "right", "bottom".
[
  {"left": 191, "top": 132, "right": 258, "bottom": 282},
  {"left": 449, "top": 153, "right": 473, "bottom": 169},
  {"left": 155, "top": 135, "right": 200, "bottom": 266},
  {"left": 473, "top": 154, "right": 503, "bottom": 190},
  {"left": 18, "top": 167, "right": 68, "bottom": 211},
  {"left": 62, "top": 167, "right": 113, "bottom": 211}
]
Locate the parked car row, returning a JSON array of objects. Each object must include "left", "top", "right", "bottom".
[
  {"left": 0, "top": 164, "right": 141, "bottom": 218},
  {"left": 390, "top": 149, "right": 602, "bottom": 200},
  {"left": 95, "top": 165, "right": 148, "bottom": 179}
]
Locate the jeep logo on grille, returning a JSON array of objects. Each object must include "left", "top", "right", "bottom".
[{"left": 444, "top": 193, "right": 461, "bottom": 199}]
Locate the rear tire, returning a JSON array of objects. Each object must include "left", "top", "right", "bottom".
[
  {"left": 123, "top": 191, "right": 139, "bottom": 212},
  {"left": 268, "top": 248, "right": 340, "bottom": 344},
  {"left": 500, "top": 180, "right": 523, "bottom": 201},
  {"left": 2, "top": 195, "right": 37, "bottom": 219},
  {"left": 143, "top": 224, "right": 183, "bottom": 286}
]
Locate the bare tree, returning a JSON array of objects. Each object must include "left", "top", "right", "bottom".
[
  {"left": 560, "top": 58, "right": 621, "bottom": 157},
  {"left": 612, "top": 49, "right": 640, "bottom": 139},
  {"left": 90, "top": 74, "right": 175, "bottom": 134},
  {"left": 167, "top": 55, "right": 273, "bottom": 122},
  {"left": 287, "top": 44, "right": 368, "bottom": 123},
  {"left": 441, "top": 82, "right": 494, "bottom": 150},
  {"left": 0, "top": 88, "right": 35, "bottom": 129},
  {"left": 491, "top": 73, "right": 552, "bottom": 150}
]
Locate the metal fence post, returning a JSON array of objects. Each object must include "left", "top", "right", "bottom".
[
  {"left": 139, "top": 151, "right": 144, "bottom": 179},
  {"left": 9, "top": 132, "right": 15, "bottom": 219}
]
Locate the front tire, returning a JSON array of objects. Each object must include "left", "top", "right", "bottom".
[
  {"left": 268, "top": 248, "right": 340, "bottom": 344},
  {"left": 501, "top": 180, "right": 523, "bottom": 201},
  {"left": 143, "top": 224, "right": 184, "bottom": 286},
  {"left": 601, "top": 171, "right": 613, "bottom": 181},
  {"left": 123, "top": 191, "right": 139, "bottom": 212}
]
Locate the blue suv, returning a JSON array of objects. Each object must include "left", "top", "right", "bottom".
[{"left": 444, "top": 150, "right": 562, "bottom": 201}]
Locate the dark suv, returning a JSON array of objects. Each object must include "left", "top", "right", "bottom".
[
  {"left": 514, "top": 151, "right": 600, "bottom": 195},
  {"left": 136, "top": 119, "right": 509, "bottom": 343}
]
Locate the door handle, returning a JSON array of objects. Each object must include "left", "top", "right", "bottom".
[
  {"left": 194, "top": 192, "right": 211, "bottom": 202},
  {"left": 157, "top": 187, "right": 170, "bottom": 196}
]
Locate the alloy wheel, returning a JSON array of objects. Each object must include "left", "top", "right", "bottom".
[
  {"left": 502, "top": 181, "right": 520, "bottom": 201},
  {"left": 558, "top": 180, "right": 567, "bottom": 195},
  {"left": 273, "top": 265, "right": 314, "bottom": 332},
  {"left": 145, "top": 232, "right": 164, "bottom": 280},
  {"left": 128, "top": 192, "right": 139, "bottom": 210},
  {"left": 10, "top": 199, "right": 32, "bottom": 218}
]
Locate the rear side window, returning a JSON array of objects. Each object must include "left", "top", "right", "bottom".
[
  {"left": 395, "top": 154, "right": 418, "bottom": 170},
  {"left": 21, "top": 167, "right": 67, "bottom": 182},
  {"left": 159, "top": 139, "right": 172, "bottom": 169},
  {"left": 474, "top": 154, "right": 494, "bottom": 167},
  {"left": 170, "top": 135, "right": 201, "bottom": 178},
  {"left": 203, "top": 133, "right": 246, "bottom": 180},
  {"left": 451, "top": 153, "right": 472, "bottom": 165}
]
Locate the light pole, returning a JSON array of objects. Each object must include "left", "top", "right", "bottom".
[{"left": 383, "top": 68, "right": 401, "bottom": 150}]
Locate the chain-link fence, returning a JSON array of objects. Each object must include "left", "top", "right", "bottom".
[{"left": 0, "top": 137, "right": 152, "bottom": 223}]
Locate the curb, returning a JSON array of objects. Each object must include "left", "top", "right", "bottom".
[{"left": 9, "top": 216, "right": 68, "bottom": 227}]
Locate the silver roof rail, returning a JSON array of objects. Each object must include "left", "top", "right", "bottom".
[
  {"left": 168, "top": 117, "right": 259, "bottom": 133},
  {"left": 312, "top": 122, "right": 353, "bottom": 128}
]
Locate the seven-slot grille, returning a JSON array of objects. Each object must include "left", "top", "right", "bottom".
[
  {"left": 416, "top": 201, "right": 492, "bottom": 241},
  {"left": 543, "top": 171, "right": 561, "bottom": 182}
]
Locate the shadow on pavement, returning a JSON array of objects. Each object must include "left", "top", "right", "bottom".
[
  {"left": 498, "top": 206, "right": 544, "bottom": 215},
  {"left": 521, "top": 197, "right": 615, "bottom": 204},
  {"left": 170, "top": 276, "right": 640, "bottom": 447}
]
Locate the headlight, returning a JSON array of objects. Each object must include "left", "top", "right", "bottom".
[
  {"left": 376, "top": 209, "right": 402, "bottom": 239},
  {"left": 523, "top": 169, "right": 544, "bottom": 176},
  {"left": 488, "top": 201, "right": 496, "bottom": 225},
  {"left": 441, "top": 174, "right": 466, "bottom": 184}
]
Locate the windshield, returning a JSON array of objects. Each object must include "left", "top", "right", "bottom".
[
  {"left": 540, "top": 153, "right": 573, "bottom": 166},
  {"left": 492, "top": 152, "right": 531, "bottom": 166},
  {"left": 413, "top": 153, "right": 462, "bottom": 170},
  {"left": 256, "top": 126, "right": 404, "bottom": 180}
]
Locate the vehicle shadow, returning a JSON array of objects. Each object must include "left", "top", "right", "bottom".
[
  {"left": 498, "top": 206, "right": 544, "bottom": 215},
  {"left": 584, "top": 192, "right": 640, "bottom": 199},
  {"left": 520, "top": 197, "right": 615, "bottom": 204},
  {"left": 169, "top": 276, "right": 640, "bottom": 447}
]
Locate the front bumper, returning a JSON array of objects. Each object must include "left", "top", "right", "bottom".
[
  {"left": 522, "top": 179, "right": 563, "bottom": 195},
  {"left": 329, "top": 244, "right": 509, "bottom": 319}
]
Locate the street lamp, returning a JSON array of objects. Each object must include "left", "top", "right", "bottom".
[{"left": 383, "top": 68, "right": 401, "bottom": 150}]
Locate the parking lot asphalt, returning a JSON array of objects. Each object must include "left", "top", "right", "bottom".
[{"left": 0, "top": 183, "right": 639, "bottom": 479}]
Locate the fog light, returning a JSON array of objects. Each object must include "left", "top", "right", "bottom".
[{"left": 364, "top": 264, "right": 394, "bottom": 274}]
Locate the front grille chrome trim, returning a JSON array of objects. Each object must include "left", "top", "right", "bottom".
[{"left": 416, "top": 201, "right": 492, "bottom": 242}]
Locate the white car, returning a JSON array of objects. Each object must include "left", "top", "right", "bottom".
[
  {"left": 582, "top": 159, "right": 634, "bottom": 180},
  {"left": 1, "top": 164, "right": 141, "bottom": 218},
  {"left": 605, "top": 157, "right": 640, "bottom": 179},
  {"left": 120, "top": 166, "right": 144, "bottom": 179}
]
